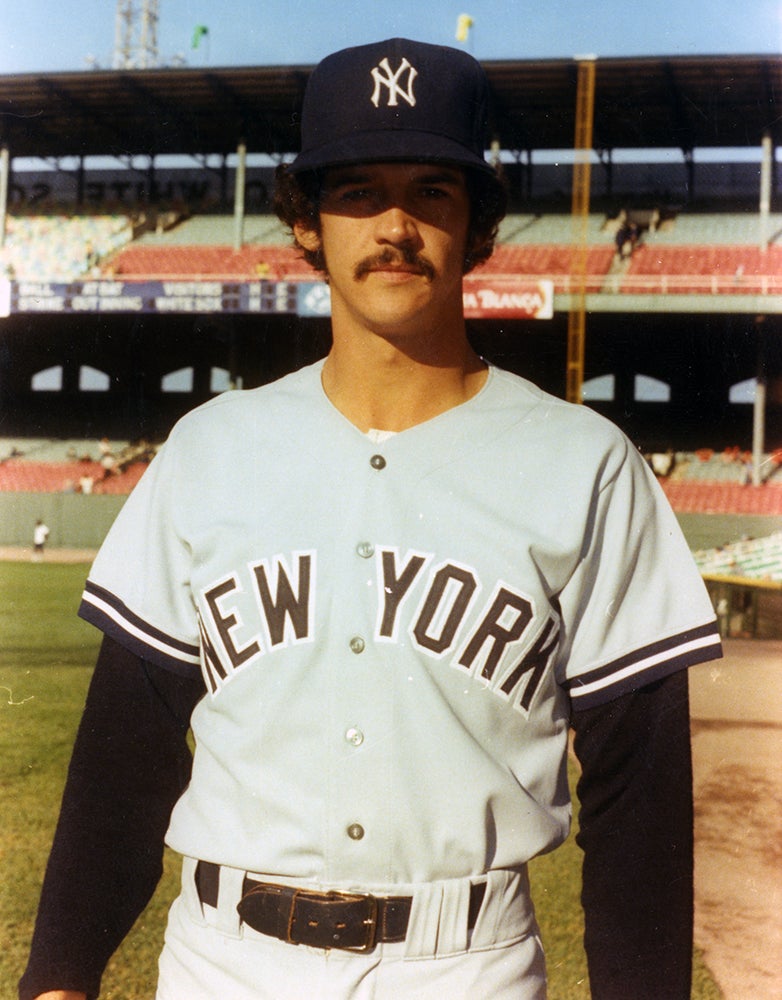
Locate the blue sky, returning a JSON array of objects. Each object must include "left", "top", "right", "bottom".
[{"left": 1, "top": 0, "right": 780, "bottom": 74}]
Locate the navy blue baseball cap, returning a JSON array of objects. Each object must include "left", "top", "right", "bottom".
[{"left": 289, "top": 38, "right": 494, "bottom": 176}]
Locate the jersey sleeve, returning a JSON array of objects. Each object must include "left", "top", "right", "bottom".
[
  {"left": 78, "top": 437, "right": 201, "bottom": 676},
  {"left": 558, "top": 434, "right": 721, "bottom": 711}
]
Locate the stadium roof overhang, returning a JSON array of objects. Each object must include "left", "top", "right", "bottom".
[{"left": 0, "top": 54, "right": 779, "bottom": 162}]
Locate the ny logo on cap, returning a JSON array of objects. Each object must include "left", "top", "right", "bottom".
[{"left": 370, "top": 57, "right": 418, "bottom": 108}]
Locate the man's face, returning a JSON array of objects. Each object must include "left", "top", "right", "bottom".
[{"left": 295, "top": 162, "right": 471, "bottom": 341}]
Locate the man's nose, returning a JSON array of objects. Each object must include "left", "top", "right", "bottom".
[{"left": 373, "top": 204, "right": 421, "bottom": 246}]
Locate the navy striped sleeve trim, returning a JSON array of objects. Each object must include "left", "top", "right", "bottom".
[
  {"left": 565, "top": 620, "right": 722, "bottom": 711},
  {"left": 79, "top": 580, "right": 201, "bottom": 674}
]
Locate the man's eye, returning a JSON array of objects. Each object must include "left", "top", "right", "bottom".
[{"left": 339, "top": 188, "right": 373, "bottom": 201}]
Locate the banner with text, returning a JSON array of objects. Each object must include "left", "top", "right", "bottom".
[
  {"left": 8, "top": 280, "right": 299, "bottom": 316},
  {"left": 3, "top": 278, "right": 554, "bottom": 320},
  {"left": 463, "top": 279, "right": 553, "bottom": 319}
]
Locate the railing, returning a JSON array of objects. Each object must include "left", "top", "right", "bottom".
[
  {"left": 599, "top": 273, "right": 782, "bottom": 296},
  {"left": 104, "top": 271, "right": 782, "bottom": 295},
  {"left": 471, "top": 272, "right": 782, "bottom": 296}
]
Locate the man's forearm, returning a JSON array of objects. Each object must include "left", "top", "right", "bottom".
[{"left": 572, "top": 670, "right": 694, "bottom": 1000}]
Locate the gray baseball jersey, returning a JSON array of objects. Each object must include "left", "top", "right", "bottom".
[{"left": 79, "top": 360, "right": 720, "bottom": 887}]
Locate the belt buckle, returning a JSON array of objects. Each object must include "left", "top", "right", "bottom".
[
  {"left": 341, "top": 890, "right": 379, "bottom": 953},
  {"left": 288, "top": 888, "right": 379, "bottom": 953}
]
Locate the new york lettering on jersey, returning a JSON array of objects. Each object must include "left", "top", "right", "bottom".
[{"left": 196, "top": 545, "right": 558, "bottom": 712}]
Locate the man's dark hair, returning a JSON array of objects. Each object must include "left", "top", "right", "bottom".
[{"left": 273, "top": 163, "right": 507, "bottom": 276}]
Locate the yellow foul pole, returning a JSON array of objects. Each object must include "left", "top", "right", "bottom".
[{"left": 566, "top": 57, "right": 596, "bottom": 404}]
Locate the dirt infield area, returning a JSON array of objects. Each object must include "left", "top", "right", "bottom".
[
  {"left": 690, "top": 639, "right": 782, "bottom": 999},
  {"left": 1, "top": 546, "right": 98, "bottom": 563}
]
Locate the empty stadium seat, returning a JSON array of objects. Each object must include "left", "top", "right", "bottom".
[
  {"left": 0, "top": 460, "right": 146, "bottom": 495},
  {"left": 109, "top": 244, "right": 311, "bottom": 279},
  {"left": 659, "top": 480, "right": 782, "bottom": 516},
  {"left": 622, "top": 245, "right": 782, "bottom": 294}
]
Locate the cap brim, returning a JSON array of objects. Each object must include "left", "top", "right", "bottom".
[{"left": 289, "top": 129, "right": 494, "bottom": 175}]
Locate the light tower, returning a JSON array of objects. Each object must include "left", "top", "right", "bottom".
[{"left": 113, "top": 0, "right": 160, "bottom": 69}]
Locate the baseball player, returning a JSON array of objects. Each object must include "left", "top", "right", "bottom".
[
  {"left": 32, "top": 519, "right": 50, "bottom": 561},
  {"left": 21, "top": 39, "right": 722, "bottom": 1000}
]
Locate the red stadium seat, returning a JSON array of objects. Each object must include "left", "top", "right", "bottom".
[
  {"left": 623, "top": 245, "right": 782, "bottom": 294},
  {"left": 0, "top": 460, "right": 147, "bottom": 495}
]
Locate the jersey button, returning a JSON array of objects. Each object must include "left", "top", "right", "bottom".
[
  {"left": 349, "top": 635, "right": 365, "bottom": 654},
  {"left": 347, "top": 823, "right": 365, "bottom": 841},
  {"left": 345, "top": 727, "right": 364, "bottom": 747},
  {"left": 356, "top": 541, "right": 375, "bottom": 559},
  {"left": 369, "top": 454, "right": 386, "bottom": 470}
]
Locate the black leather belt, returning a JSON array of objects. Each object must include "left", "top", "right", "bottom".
[{"left": 195, "top": 860, "right": 486, "bottom": 953}]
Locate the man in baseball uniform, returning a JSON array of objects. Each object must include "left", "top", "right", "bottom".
[{"left": 22, "top": 38, "right": 722, "bottom": 1000}]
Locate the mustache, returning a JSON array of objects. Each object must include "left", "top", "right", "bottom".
[{"left": 353, "top": 247, "right": 436, "bottom": 282}]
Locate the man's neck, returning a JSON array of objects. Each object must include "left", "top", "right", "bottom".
[{"left": 322, "top": 328, "right": 488, "bottom": 433}]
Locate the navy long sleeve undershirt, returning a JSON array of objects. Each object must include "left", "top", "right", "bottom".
[
  {"left": 20, "top": 638, "right": 694, "bottom": 1000},
  {"left": 19, "top": 637, "right": 204, "bottom": 1000},
  {"left": 571, "top": 668, "right": 694, "bottom": 1000}
]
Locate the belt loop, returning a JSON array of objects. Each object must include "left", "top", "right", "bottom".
[
  {"left": 215, "top": 864, "right": 245, "bottom": 937},
  {"left": 435, "top": 877, "right": 475, "bottom": 956},
  {"left": 191, "top": 861, "right": 245, "bottom": 938},
  {"left": 469, "top": 867, "right": 536, "bottom": 950},
  {"left": 402, "top": 882, "right": 444, "bottom": 959}
]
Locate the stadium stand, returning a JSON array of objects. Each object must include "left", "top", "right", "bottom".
[
  {"left": 660, "top": 480, "right": 782, "bottom": 517},
  {"left": 694, "top": 532, "right": 782, "bottom": 583},
  {"left": 135, "top": 214, "right": 289, "bottom": 245},
  {"left": 0, "top": 459, "right": 146, "bottom": 494},
  {"left": 107, "top": 242, "right": 313, "bottom": 280},
  {"left": 79, "top": 205, "right": 780, "bottom": 296},
  {"left": 0, "top": 212, "right": 135, "bottom": 281},
  {"left": 0, "top": 436, "right": 155, "bottom": 495},
  {"left": 622, "top": 244, "right": 782, "bottom": 295},
  {"left": 6, "top": 198, "right": 776, "bottom": 293},
  {"left": 82, "top": 216, "right": 782, "bottom": 294},
  {"left": 104, "top": 235, "right": 622, "bottom": 288},
  {"left": 3, "top": 208, "right": 779, "bottom": 296},
  {"left": 644, "top": 212, "right": 781, "bottom": 244},
  {"left": 648, "top": 448, "right": 782, "bottom": 515}
]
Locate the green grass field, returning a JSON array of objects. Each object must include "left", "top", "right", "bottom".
[{"left": 0, "top": 560, "right": 723, "bottom": 998}]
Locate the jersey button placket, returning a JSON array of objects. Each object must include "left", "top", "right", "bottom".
[
  {"left": 343, "top": 483, "right": 371, "bottom": 845},
  {"left": 333, "top": 450, "right": 389, "bottom": 861}
]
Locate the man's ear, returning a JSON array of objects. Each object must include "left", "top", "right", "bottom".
[
  {"left": 293, "top": 223, "right": 321, "bottom": 253},
  {"left": 463, "top": 228, "right": 494, "bottom": 273}
]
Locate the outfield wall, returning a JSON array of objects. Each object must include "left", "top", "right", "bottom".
[{"left": 0, "top": 492, "right": 126, "bottom": 549}]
